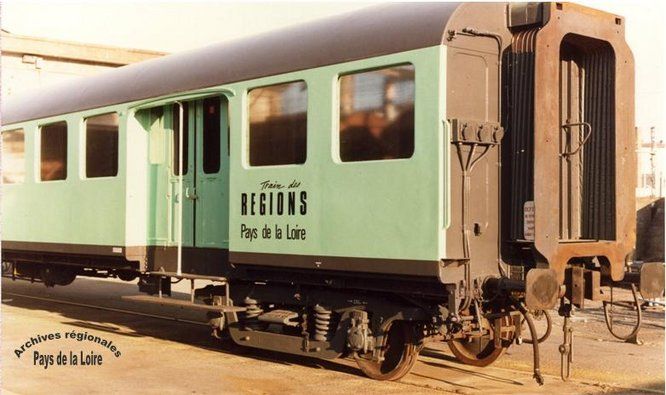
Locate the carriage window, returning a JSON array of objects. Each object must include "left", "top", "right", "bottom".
[
  {"left": 40, "top": 121, "right": 68, "bottom": 181},
  {"left": 248, "top": 81, "right": 307, "bottom": 166},
  {"left": 172, "top": 102, "right": 189, "bottom": 175},
  {"left": 339, "top": 64, "right": 415, "bottom": 162},
  {"left": 203, "top": 97, "right": 221, "bottom": 173},
  {"left": 2, "top": 129, "right": 25, "bottom": 184},
  {"left": 85, "top": 113, "right": 119, "bottom": 178}
]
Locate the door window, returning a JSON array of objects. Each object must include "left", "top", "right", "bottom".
[
  {"left": 172, "top": 102, "right": 190, "bottom": 175},
  {"left": 202, "top": 97, "right": 221, "bottom": 174}
]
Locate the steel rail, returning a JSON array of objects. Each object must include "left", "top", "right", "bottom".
[{"left": 2, "top": 291, "right": 208, "bottom": 326}]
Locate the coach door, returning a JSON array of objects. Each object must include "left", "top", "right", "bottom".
[
  {"left": 169, "top": 97, "right": 229, "bottom": 254},
  {"left": 194, "top": 96, "right": 229, "bottom": 249}
]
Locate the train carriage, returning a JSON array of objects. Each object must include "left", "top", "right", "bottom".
[{"left": 2, "top": 2, "right": 660, "bottom": 382}]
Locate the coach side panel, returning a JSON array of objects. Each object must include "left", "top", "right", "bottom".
[
  {"left": 226, "top": 47, "right": 448, "bottom": 276},
  {"left": 1, "top": 106, "right": 128, "bottom": 258}
]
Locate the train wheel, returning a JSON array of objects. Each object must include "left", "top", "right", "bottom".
[
  {"left": 355, "top": 321, "right": 419, "bottom": 381},
  {"left": 116, "top": 270, "right": 138, "bottom": 282},
  {"left": 1, "top": 261, "right": 12, "bottom": 276},
  {"left": 448, "top": 336, "right": 505, "bottom": 367},
  {"left": 40, "top": 266, "right": 77, "bottom": 287}
]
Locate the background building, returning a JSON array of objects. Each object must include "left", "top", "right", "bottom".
[
  {"left": 1, "top": 29, "right": 165, "bottom": 100},
  {"left": 637, "top": 126, "right": 665, "bottom": 199}
]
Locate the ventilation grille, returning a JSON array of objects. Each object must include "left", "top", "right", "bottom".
[
  {"left": 503, "top": 28, "right": 539, "bottom": 241},
  {"left": 581, "top": 48, "right": 616, "bottom": 240}
]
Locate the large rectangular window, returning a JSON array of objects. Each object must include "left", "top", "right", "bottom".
[
  {"left": 339, "top": 64, "right": 415, "bottom": 162},
  {"left": 2, "top": 129, "right": 25, "bottom": 184},
  {"left": 85, "top": 113, "right": 119, "bottom": 178},
  {"left": 172, "top": 102, "right": 189, "bottom": 175},
  {"left": 40, "top": 121, "right": 68, "bottom": 181},
  {"left": 248, "top": 81, "right": 307, "bottom": 166},
  {"left": 203, "top": 97, "right": 221, "bottom": 174}
]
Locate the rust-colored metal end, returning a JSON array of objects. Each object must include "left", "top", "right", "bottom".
[{"left": 530, "top": 2, "right": 636, "bottom": 283}]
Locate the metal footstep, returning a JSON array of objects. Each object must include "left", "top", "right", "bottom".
[{"left": 127, "top": 271, "right": 241, "bottom": 313}]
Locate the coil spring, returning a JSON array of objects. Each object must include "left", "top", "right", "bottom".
[
  {"left": 313, "top": 305, "right": 333, "bottom": 341},
  {"left": 243, "top": 297, "right": 264, "bottom": 330}
]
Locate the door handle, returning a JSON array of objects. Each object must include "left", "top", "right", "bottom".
[
  {"left": 560, "top": 121, "right": 592, "bottom": 157},
  {"left": 185, "top": 187, "right": 198, "bottom": 200}
]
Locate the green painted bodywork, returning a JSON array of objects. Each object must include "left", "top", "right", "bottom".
[
  {"left": 1, "top": 45, "right": 448, "bottom": 265},
  {"left": 2, "top": 107, "right": 128, "bottom": 247}
]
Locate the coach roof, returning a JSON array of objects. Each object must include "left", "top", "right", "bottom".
[{"left": 2, "top": 2, "right": 461, "bottom": 125}]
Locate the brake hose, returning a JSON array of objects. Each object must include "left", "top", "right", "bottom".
[{"left": 514, "top": 300, "right": 545, "bottom": 385}]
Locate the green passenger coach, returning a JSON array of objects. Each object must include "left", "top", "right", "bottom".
[{"left": 2, "top": 2, "right": 650, "bottom": 382}]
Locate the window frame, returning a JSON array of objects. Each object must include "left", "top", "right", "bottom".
[
  {"left": 246, "top": 79, "right": 309, "bottom": 168},
  {"left": 38, "top": 120, "right": 69, "bottom": 182},
  {"left": 336, "top": 62, "right": 416, "bottom": 164},
  {"left": 1, "top": 128, "right": 26, "bottom": 185},
  {"left": 83, "top": 112, "right": 120, "bottom": 179}
]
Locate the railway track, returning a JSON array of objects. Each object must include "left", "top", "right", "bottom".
[
  {"left": 2, "top": 291, "right": 208, "bottom": 327},
  {"left": 2, "top": 289, "right": 662, "bottom": 394}
]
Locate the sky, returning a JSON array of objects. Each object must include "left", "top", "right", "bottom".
[{"left": 1, "top": 0, "right": 664, "bottom": 135}]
